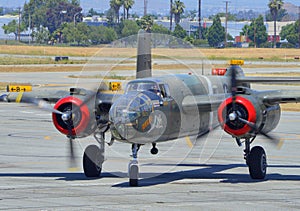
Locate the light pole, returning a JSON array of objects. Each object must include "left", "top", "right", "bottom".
[
  {"left": 60, "top": 10, "right": 67, "bottom": 26},
  {"left": 224, "top": 1, "right": 230, "bottom": 47},
  {"left": 73, "top": 12, "right": 81, "bottom": 26}
]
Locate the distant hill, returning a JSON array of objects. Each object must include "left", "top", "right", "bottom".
[{"left": 283, "top": 2, "right": 299, "bottom": 20}]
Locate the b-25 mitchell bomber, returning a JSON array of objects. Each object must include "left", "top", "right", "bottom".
[{"left": 4, "top": 30, "right": 300, "bottom": 186}]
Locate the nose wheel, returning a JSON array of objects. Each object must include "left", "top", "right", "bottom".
[{"left": 128, "top": 144, "right": 140, "bottom": 186}]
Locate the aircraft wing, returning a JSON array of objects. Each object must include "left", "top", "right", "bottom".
[
  {"left": 237, "top": 77, "right": 300, "bottom": 84},
  {"left": 257, "top": 90, "right": 300, "bottom": 104},
  {"left": 5, "top": 90, "right": 69, "bottom": 103},
  {"left": 182, "top": 93, "right": 230, "bottom": 112}
]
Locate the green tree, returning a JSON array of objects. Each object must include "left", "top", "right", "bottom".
[
  {"left": 62, "top": 22, "right": 89, "bottom": 45},
  {"left": 246, "top": 15, "right": 268, "bottom": 48},
  {"left": 172, "top": 0, "right": 185, "bottom": 24},
  {"left": 268, "top": 0, "right": 284, "bottom": 48},
  {"left": 87, "top": 8, "right": 101, "bottom": 17},
  {"left": 207, "top": 15, "right": 225, "bottom": 47},
  {"left": 89, "top": 26, "right": 117, "bottom": 44},
  {"left": 137, "top": 15, "right": 154, "bottom": 32},
  {"left": 45, "top": 1, "right": 82, "bottom": 33},
  {"left": 280, "top": 20, "right": 299, "bottom": 46},
  {"left": 151, "top": 23, "right": 171, "bottom": 34},
  {"left": 2, "top": 19, "right": 26, "bottom": 40},
  {"left": 121, "top": 20, "right": 139, "bottom": 37},
  {"left": 172, "top": 24, "right": 187, "bottom": 39},
  {"left": 32, "top": 27, "right": 50, "bottom": 44},
  {"left": 22, "top": 0, "right": 82, "bottom": 34},
  {"left": 110, "top": 0, "right": 122, "bottom": 23}
]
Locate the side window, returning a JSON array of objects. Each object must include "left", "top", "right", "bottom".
[{"left": 159, "top": 84, "right": 170, "bottom": 98}]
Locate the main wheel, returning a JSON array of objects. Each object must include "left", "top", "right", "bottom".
[
  {"left": 247, "top": 146, "right": 267, "bottom": 179},
  {"left": 83, "top": 145, "right": 103, "bottom": 177}
]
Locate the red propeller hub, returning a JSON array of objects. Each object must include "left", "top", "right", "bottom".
[
  {"left": 218, "top": 96, "right": 257, "bottom": 137},
  {"left": 52, "top": 96, "right": 90, "bottom": 136}
]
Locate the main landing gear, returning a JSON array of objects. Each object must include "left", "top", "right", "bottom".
[
  {"left": 83, "top": 131, "right": 105, "bottom": 177},
  {"left": 240, "top": 137, "right": 267, "bottom": 179}
]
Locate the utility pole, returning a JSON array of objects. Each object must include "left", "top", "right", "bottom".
[
  {"left": 224, "top": 1, "right": 230, "bottom": 47},
  {"left": 144, "top": 0, "right": 148, "bottom": 16},
  {"left": 170, "top": 0, "right": 173, "bottom": 31},
  {"left": 18, "top": 7, "right": 21, "bottom": 42},
  {"left": 198, "top": 0, "right": 202, "bottom": 39},
  {"left": 298, "top": 6, "right": 300, "bottom": 48}
]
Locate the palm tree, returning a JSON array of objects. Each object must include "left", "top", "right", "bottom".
[
  {"left": 123, "top": 0, "right": 135, "bottom": 19},
  {"left": 268, "top": 0, "right": 284, "bottom": 48},
  {"left": 110, "top": 0, "right": 122, "bottom": 23},
  {"left": 170, "top": 0, "right": 173, "bottom": 31},
  {"left": 172, "top": 0, "right": 185, "bottom": 25}
]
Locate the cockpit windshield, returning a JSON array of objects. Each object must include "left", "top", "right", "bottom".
[{"left": 126, "top": 82, "right": 159, "bottom": 93}]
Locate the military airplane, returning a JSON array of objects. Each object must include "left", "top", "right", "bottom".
[{"left": 3, "top": 30, "right": 300, "bottom": 186}]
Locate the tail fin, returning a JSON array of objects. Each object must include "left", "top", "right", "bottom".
[{"left": 136, "top": 29, "right": 152, "bottom": 79}]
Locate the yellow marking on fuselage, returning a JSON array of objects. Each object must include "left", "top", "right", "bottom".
[
  {"left": 185, "top": 136, "right": 193, "bottom": 148},
  {"left": 141, "top": 116, "right": 153, "bottom": 131},
  {"left": 15, "top": 92, "right": 24, "bottom": 103}
]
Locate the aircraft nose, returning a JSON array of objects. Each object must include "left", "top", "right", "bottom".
[{"left": 109, "top": 91, "right": 164, "bottom": 143}]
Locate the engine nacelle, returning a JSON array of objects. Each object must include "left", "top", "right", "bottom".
[
  {"left": 218, "top": 95, "right": 281, "bottom": 138},
  {"left": 52, "top": 96, "right": 97, "bottom": 138}
]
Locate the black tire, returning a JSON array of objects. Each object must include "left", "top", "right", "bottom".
[
  {"left": 150, "top": 147, "right": 158, "bottom": 155},
  {"left": 83, "top": 145, "right": 103, "bottom": 177},
  {"left": 129, "top": 179, "right": 138, "bottom": 186},
  {"left": 247, "top": 146, "right": 267, "bottom": 179}
]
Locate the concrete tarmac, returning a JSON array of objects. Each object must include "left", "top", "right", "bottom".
[{"left": 0, "top": 102, "right": 300, "bottom": 210}]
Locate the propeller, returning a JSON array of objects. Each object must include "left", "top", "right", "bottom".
[
  {"left": 228, "top": 67, "right": 280, "bottom": 147},
  {"left": 230, "top": 65, "right": 237, "bottom": 112},
  {"left": 20, "top": 90, "right": 99, "bottom": 168}
]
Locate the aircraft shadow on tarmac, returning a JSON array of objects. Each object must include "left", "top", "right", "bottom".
[
  {"left": 111, "top": 163, "right": 300, "bottom": 187},
  {"left": 1, "top": 163, "right": 300, "bottom": 187}
]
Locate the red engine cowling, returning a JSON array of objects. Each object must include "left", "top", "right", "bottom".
[
  {"left": 52, "top": 96, "right": 96, "bottom": 138},
  {"left": 218, "top": 95, "right": 260, "bottom": 138}
]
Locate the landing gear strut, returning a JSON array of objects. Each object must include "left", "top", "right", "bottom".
[
  {"left": 128, "top": 144, "right": 140, "bottom": 186},
  {"left": 243, "top": 138, "right": 267, "bottom": 179}
]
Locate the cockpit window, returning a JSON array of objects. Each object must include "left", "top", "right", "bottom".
[{"left": 126, "top": 82, "right": 159, "bottom": 93}]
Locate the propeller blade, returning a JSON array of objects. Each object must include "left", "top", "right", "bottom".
[
  {"left": 231, "top": 66, "right": 237, "bottom": 112},
  {"left": 65, "top": 118, "right": 76, "bottom": 167},
  {"left": 71, "top": 91, "right": 97, "bottom": 114},
  {"left": 237, "top": 116, "right": 280, "bottom": 145},
  {"left": 20, "top": 97, "right": 64, "bottom": 115},
  {"left": 36, "top": 99, "right": 64, "bottom": 115}
]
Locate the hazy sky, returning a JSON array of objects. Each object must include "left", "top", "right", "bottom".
[{"left": 2, "top": 0, "right": 300, "bottom": 14}]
